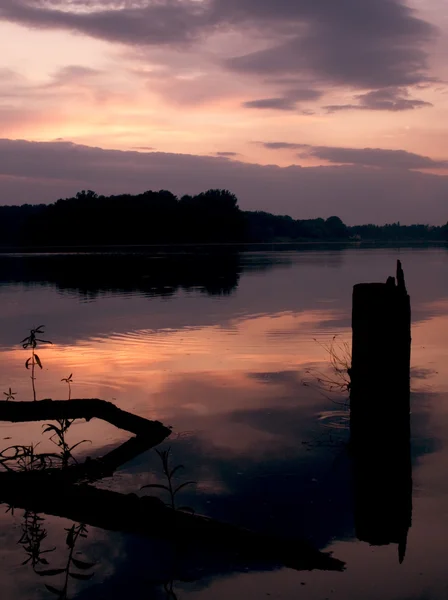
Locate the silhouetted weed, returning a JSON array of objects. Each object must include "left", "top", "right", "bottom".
[
  {"left": 141, "top": 447, "right": 195, "bottom": 511},
  {"left": 19, "top": 511, "right": 55, "bottom": 571},
  {"left": 43, "top": 374, "right": 90, "bottom": 468},
  {"left": 313, "top": 335, "right": 351, "bottom": 395},
  {"left": 61, "top": 374, "right": 73, "bottom": 401},
  {"left": 21, "top": 326, "right": 52, "bottom": 401},
  {"left": 3, "top": 387, "right": 16, "bottom": 401},
  {"left": 0, "top": 443, "right": 54, "bottom": 472},
  {"left": 43, "top": 420, "right": 90, "bottom": 469},
  {"left": 18, "top": 521, "right": 96, "bottom": 600}
]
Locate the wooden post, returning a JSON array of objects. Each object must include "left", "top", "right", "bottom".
[{"left": 350, "top": 260, "right": 412, "bottom": 562}]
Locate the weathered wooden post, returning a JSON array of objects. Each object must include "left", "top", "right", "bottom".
[{"left": 350, "top": 260, "right": 412, "bottom": 562}]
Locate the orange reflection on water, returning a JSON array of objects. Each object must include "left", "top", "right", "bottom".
[
  {"left": 0, "top": 309, "right": 346, "bottom": 402},
  {"left": 0, "top": 309, "right": 347, "bottom": 455},
  {"left": 412, "top": 300, "right": 448, "bottom": 392},
  {"left": 1, "top": 301, "right": 447, "bottom": 458}
]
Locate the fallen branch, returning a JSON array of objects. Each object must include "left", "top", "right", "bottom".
[
  {"left": 0, "top": 399, "right": 170, "bottom": 438},
  {"left": 2, "top": 434, "right": 168, "bottom": 485},
  {"left": 0, "top": 475, "right": 344, "bottom": 573},
  {"left": 0, "top": 399, "right": 344, "bottom": 572}
]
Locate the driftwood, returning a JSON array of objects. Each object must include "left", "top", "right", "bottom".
[
  {"left": 3, "top": 433, "right": 170, "bottom": 485},
  {"left": 0, "top": 473, "right": 344, "bottom": 573},
  {"left": 0, "top": 399, "right": 170, "bottom": 438},
  {"left": 0, "top": 399, "right": 344, "bottom": 572},
  {"left": 0, "top": 399, "right": 171, "bottom": 483}
]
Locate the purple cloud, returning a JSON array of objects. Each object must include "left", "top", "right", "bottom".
[
  {"left": 300, "top": 146, "right": 448, "bottom": 170},
  {"left": 325, "top": 87, "right": 433, "bottom": 112},
  {"left": 1, "top": 138, "right": 448, "bottom": 225},
  {"left": 224, "top": 0, "right": 436, "bottom": 92},
  {"left": 261, "top": 142, "right": 448, "bottom": 170},
  {"left": 0, "top": 0, "right": 206, "bottom": 46},
  {"left": 243, "top": 88, "right": 323, "bottom": 111},
  {"left": 0, "top": 0, "right": 437, "bottom": 97},
  {"left": 260, "top": 142, "right": 308, "bottom": 150},
  {"left": 243, "top": 97, "right": 297, "bottom": 111}
]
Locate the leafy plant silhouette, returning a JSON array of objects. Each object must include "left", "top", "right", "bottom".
[
  {"left": 21, "top": 326, "right": 52, "bottom": 401},
  {"left": 141, "top": 447, "right": 195, "bottom": 511},
  {"left": 43, "top": 373, "right": 90, "bottom": 468},
  {"left": 0, "top": 443, "right": 54, "bottom": 472},
  {"left": 43, "top": 420, "right": 89, "bottom": 469},
  {"left": 32, "top": 522, "right": 95, "bottom": 600},
  {"left": 61, "top": 374, "right": 73, "bottom": 401},
  {"left": 3, "top": 387, "right": 17, "bottom": 401},
  {"left": 18, "top": 511, "right": 56, "bottom": 571}
]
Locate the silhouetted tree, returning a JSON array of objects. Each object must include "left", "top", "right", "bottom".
[
  {"left": 325, "top": 216, "right": 349, "bottom": 239},
  {"left": 442, "top": 222, "right": 448, "bottom": 241},
  {"left": 0, "top": 190, "right": 445, "bottom": 248}
]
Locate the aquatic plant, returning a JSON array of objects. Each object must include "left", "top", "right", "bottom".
[
  {"left": 21, "top": 326, "right": 52, "bottom": 401},
  {"left": 3, "top": 387, "right": 17, "bottom": 401},
  {"left": 313, "top": 335, "right": 351, "bottom": 395},
  {"left": 43, "top": 419, "right": 90, "bottom": 469},
  {"left": 300, "top": 335, "right": 352, "bottom": 437},
  {"left": 39, "top": 523, "right": 95, "bottom": 599},
  {"left": 0, "top": 443, "right": 54, "bottom": 472},
  {"left": 61, "top": 374, "right": 73, "bottom": 401},
  {"left": 19, "top": 511, "right": 56, "bottom": 571},
  {"left": 303, "top": 336, "right": 351, "bottom": 405},
  {"left": 43, "top": 374, "right": 90, "bottom": 468},
  {"left": 141, "top": 447, "right": 195, "bottom": 511}
]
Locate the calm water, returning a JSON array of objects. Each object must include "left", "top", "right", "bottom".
[{"left": 0, "top": 246, "right": 447, "bottom": 600}]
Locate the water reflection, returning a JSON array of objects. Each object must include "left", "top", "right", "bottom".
[
  {"left": 0, "top": 248, "right": 447, "bottom": 600},
  {"left": 351, "top": 376, "right": 412, "bottom": 563},
  {"left": 0, "top": 252, "right": 275, "bottom": 299}
]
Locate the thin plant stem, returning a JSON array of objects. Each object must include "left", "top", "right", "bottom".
[
  {"left": 21, "top": 326, "right": 52, "bottom": 402},
  {"left": 31, "top": 347, "right": 36, "bottom": 402}
]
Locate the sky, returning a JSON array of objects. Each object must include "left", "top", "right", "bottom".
[{"left": 1, "top": 0, "right": 448, "bottom": 223}]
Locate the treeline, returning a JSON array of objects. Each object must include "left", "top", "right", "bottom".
[
  {"left": 0, "top": 189, "right": 245, "bottom": 247},
  {"left": 0, "top": 188, "right": 446, "bottom": 248},
  {"left": 349, "top": 223, "right": 447, "bottom": 241}
]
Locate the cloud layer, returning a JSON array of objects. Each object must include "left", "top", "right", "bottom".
[
  {"left": 261, "top": 143, "right": 448, "bottom": 170},
  {"left": 0, "top": 1, "right": 446, "bottom": 222},
  {"left": 0, "top": 0, "right": 438, "bottom": 106},
  {"left": 325, "top": 87, "right": 433, "bottom": 113},
  {"left": 1, "top": 139, "right": 447, "bottom": 225}
]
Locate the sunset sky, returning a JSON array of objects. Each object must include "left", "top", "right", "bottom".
[{"left": 1, "top": 0, "right": 448, "bottom": 223}]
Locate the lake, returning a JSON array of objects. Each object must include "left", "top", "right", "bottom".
[{"left": 0, "top": 245, "right": 447, "bottom": 600}]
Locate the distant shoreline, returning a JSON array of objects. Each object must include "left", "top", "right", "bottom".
[
  {"left": 0, "top": 240, "right": 446, "bottom": 255},
  {"left": 1, "top": 190, "right": 446, "bottom": 248}
]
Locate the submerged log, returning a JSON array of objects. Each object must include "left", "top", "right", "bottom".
[
  {"left": 3, "top": 432, "right": 169, "bottom": 485},
  {"left": 350, "top": 260, "right": 412, "bottom": 562},
  {"left": 0, "top": 392, "right": 344, "bottom": 572},
  {"left": 0, "top": 473, "right": 344, "bottom": 573},
  {"left": 0, "top": 398, "right": 171, "bottom": 438},
  {"left": 0, "top": 399, "right": 171, "bottom": 483}
]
